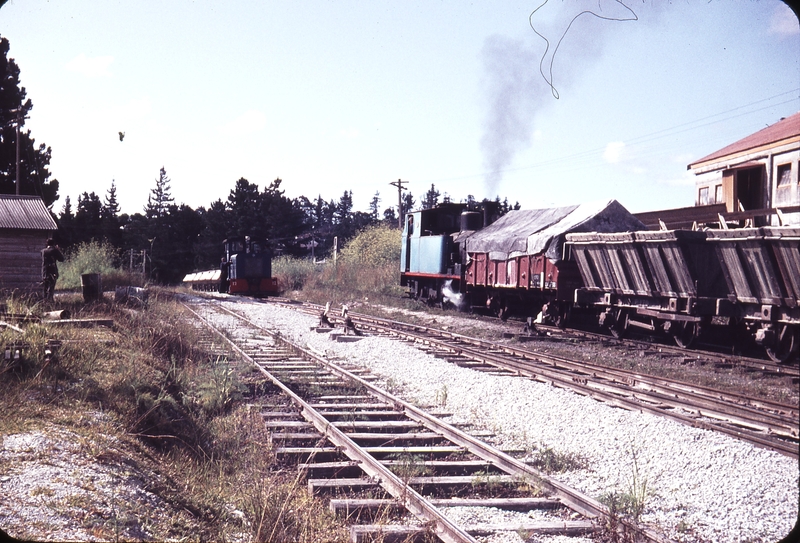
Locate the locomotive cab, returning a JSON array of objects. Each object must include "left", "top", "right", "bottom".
[{"left": 400, "top": 203, "right": 495, "bottom": 306}]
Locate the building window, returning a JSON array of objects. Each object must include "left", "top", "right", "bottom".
[
  {"left": 777, "top": 163, "right": 792, "bottom": 187},
  {"left": 698, "top": 186, "right": 709, "bottom": 206},
  {"left": 714, "top": 184, "right": 723, "bottom": 204}
]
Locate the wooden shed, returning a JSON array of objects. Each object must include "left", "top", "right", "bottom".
[{"left": 0, "top": 195, "right": 58, "bottom": 294}]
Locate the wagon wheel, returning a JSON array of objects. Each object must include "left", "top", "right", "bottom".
[
  {"left": 765, "top": 324, "right": 800, "bottom": 363},
  {"left": 553, "top": 305, "right": 569, "bottom": 330},
  {"left": 608, "top": 309, "right": 628, "bottom": 339},
  {"left": 672, "top": 321, "right": 698, "bottom": 349}
]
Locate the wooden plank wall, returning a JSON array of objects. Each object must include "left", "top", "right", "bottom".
[{"left": 0, "top": 230, "right": 51, "bottom": 293}]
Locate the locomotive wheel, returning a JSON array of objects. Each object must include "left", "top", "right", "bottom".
[
  {"left": 765, "top": 324, "right": 799, "bottom": 363},
  {"left": 672, "top": 321, "right": 698, "bottom": 349}
]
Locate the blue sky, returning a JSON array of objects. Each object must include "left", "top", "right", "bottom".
[{"left": 2, "top": 0, "right": 798, "bottom": 215}]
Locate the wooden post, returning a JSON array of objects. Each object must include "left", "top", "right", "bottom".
[{"left": 389, "top": 179, "right": 408, "bottom": 229}]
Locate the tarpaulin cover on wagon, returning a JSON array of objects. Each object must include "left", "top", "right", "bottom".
[{"left": 464, "top": 200, "right": 644, "bottom": 262}]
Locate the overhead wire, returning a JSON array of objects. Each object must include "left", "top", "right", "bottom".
[{"left": 419, "top": 89, "right": 800, "bottom": 185}]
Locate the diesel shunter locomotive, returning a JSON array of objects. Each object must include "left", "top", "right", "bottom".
[{"left": 183, "top": 236, "right": 279, "bottom": 297}]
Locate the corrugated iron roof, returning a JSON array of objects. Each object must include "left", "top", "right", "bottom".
[
  {"left": 689, "top": 111, "right": 800, "bottom": 168},
  {"left": 0, "top": 195, "right": 58, "bottom": 231}
]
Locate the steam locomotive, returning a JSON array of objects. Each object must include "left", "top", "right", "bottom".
[{"left": 400, "top": 201, "right": 799, "bottom": 362}]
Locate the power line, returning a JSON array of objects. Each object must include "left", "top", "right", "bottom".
[{"left": 419, "top": 89, "right": 800, "bottom": 185}]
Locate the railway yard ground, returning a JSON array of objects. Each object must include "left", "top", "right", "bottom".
[{"left": 0, "top": 289, "right": 798, "bottom": 542}]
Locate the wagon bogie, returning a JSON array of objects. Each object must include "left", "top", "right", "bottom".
[
  {"left": 758, "top": 323, "right": 800, "bottom": 363},
  {"left": 568, "top": 224, "right": 799, "bottom": 361}
]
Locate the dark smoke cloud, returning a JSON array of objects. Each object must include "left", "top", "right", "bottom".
[
  {"left": 480, "top": 36, "right": 542, "bottom": 197},
  {"left": 480, "top": 0, "right": 644, "bottom": 197}
]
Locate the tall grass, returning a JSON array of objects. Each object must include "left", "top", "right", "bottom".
[
  {"left": 57, "top": 240, "right": 145, "bottom": 291},
  {"left": 0, "top": 293, "right": 348, "bottom": 541},
  {"left": 274, "top": 224, "right": 404, "bottom": 304}
]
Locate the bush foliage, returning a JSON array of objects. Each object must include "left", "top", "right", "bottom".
[
  {"left": 57, "top": 240, "right": 145, "bottom": 291},
  {"left": 0, "top": 293, "right": 347, "bottom": 542},
  {"left": 338, "top": 224, "right": 400, "bottom": 266},
  {"left": 273, "top": 224, "right": 403, "bottom": 304}
]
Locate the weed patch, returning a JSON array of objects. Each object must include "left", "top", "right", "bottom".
[
  {"left": 527, "top": 444, "right": 588, "bottom": 474},
  {"left": 0, "top": 294, "right": 349, "bottom": 541}
]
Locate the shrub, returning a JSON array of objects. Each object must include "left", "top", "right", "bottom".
[
  {"left": 224, "top": 226, "right": 401, "bottom": 297},
  {"left": 56, "top": 241, "right": 147, "bottom": 292},
  {"left": 273, "top": 256, "right": 316, "bottom": 291},
  {"left": 274, "top": 224, "right": 404, "bottom": 304},
  {"left": 338, "top": 224, "right": 400, "bottom": 267},
  {"left": 0, "top": 294, "right": 349, "bottom": 541}
]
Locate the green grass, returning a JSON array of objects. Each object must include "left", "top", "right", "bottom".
[
  {"left": 57, "top": 240, "right": 145, "bottom": 292},
  {"left": 274, "top": 224, "right": 405, "bottom": 306},
  {"left": 0, "top": 293, "right": 348, "bottom": 542}
]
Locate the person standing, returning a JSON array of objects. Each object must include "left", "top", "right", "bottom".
[
  {"left": 42, "top": 239, "right": 64, "bottom": 301},
  {"left": 218, "top": 257, "right": 230, "bottom": 293}
]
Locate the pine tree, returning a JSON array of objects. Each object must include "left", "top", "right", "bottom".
[
  {"left": 0, "top": 35, "right": 59, "bottom": 206},
  {"left": 421, "top": 183, "right": 440, "bottom": 209},
  {"left": 401, "top": 192, "right": 415, "bottom": 224},
  {"left": 74, "top": 192, "right": 103, "bottom": 244},
  {"left": 226, "top": 177, "right": 262, "bottom": 237},
  {"left": 144, "top": 167, "right": 174, "bottom": 219},
  {"left": 336, "top": 190, "right": 353, "bottom": 225},
  {"left": 369, "top": 191, "right": 381, "bottom": 222},
  {"left": 57, "top": 195, "right": 75, "bottom": 245},
  {"left": 382, "top": 206, "right": 397, "bottom": 226},
  {"left": 60, "top": 195, "right": 73, "bottom": 221},
  {"left": 102, "top": 180, "right": 120, "bottom": 219},
  {"left": 261, "top": 177, "right": 305, "bottom": 251},
  {"left": 101, "top": 180, "right": 122, "bottom": 246}
]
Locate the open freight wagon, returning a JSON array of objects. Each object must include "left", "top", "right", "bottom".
[
  {"left": 566, "top": 226, "right": 800, "bottom": 361},
  {"left": 462, "top": 200, "right": 644, "bottom": 322}
]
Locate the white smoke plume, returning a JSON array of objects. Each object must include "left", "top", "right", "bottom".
[{"left": 442, "top": 280, "right": 465, "bottom": 310}]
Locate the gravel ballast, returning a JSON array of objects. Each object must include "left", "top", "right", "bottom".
[{"left": 218, "top": 298, "right": 799, "bottom": 543}]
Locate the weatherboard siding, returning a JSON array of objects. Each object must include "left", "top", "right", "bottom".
[{"left": 0, "top": 230, "right": 51, "bottom": 293}]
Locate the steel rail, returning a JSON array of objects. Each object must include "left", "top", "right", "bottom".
[
  {"left": 401, "top": 331, "right": 798, "bottom": 437},
  {"left": 319, "top": 308, "right": 797, "bottom": 422},
  {"left": 539, "top": 323, "right": 800, "bottom": 375},
  {"left": 266, "top": 301, "right": 797, "bottom": 457},
  {"left": 359, "top": 319, "right": 799, "bottom": 458},
  {"left": 183, "top": 302, "right": 479, "bottom": 543},
  {"left": 271, "top": 297, "right": 798, "bottom": 376},
  {"left": 214, "top": 302, "right": 671, "bottom": 543}
]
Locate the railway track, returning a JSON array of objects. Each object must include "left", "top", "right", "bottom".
[
  {"left": 460, "top": 307, "right": 799, "bottom": 377},
  {"left": 266, "top": 299, "right": 799, "bottom": 460},
  {"left": 529, "top": 322, "right": 799, "bottom": 378},
  {"left": 183, "top": 298, "right": 670, "bottom": 543}
]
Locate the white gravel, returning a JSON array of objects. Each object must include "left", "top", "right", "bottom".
[
  {"left": 215, "top": 297, "right": 799, "bottom": 543},
  {"left": 0, "top": 416, "right": 205, "bottom": 542}
]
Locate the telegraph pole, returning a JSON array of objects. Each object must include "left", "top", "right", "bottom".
[{"left": 389, "top": 179, "right": 408, "bottom": 229}]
